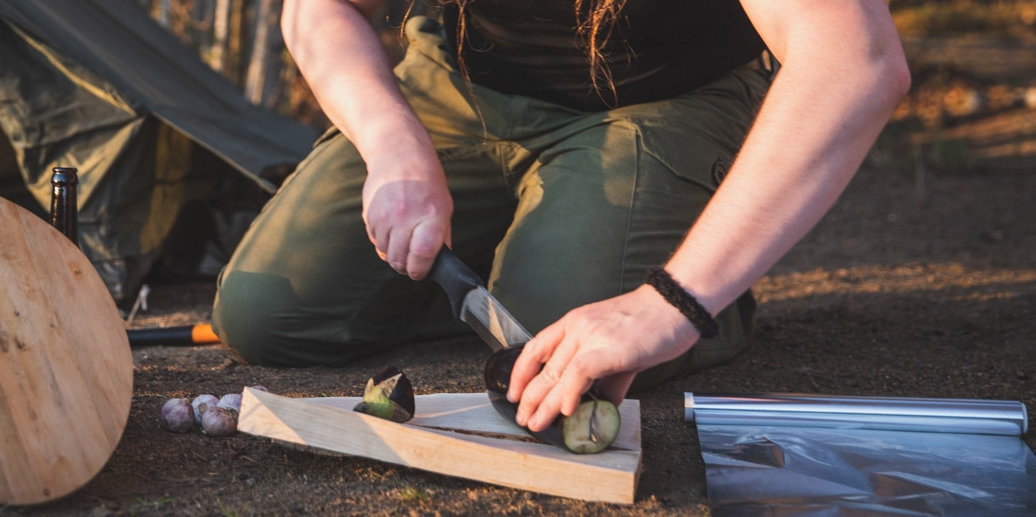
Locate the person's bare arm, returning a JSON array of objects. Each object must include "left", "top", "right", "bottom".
[
  {"left": 509, "top": 0, "right": 911, "bottom": 432},
  {"left": 282, "top": 0, "right": 451, "bottom": 279}
]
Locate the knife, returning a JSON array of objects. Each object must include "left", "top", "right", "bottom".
[{"left": 428, "top": 247, "right": 532, "bottom": 351}]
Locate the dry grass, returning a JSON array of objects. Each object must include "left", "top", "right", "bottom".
[{"left": 892, "top": 0, "right": 1036, "bottom": 39}]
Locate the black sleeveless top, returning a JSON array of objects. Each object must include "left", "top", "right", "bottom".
[{"left": 442, "top": 0, "right": 766, "bottom": 111}]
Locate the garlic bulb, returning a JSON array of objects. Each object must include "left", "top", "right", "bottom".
[
  {"left": 217, "top": 393, "right": 242, "bottom": 412},
  {"left": 200, "top": 406, "right": 238, "bottom": 437},
  {"left": 191, "top": 394, "right": 219, "bottom": 424},
  {"left": 160, "top": 398, "right": 195, "bottom": 433}
]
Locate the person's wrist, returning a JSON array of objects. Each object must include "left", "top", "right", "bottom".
[{"left": 643, "top": 266, "right": 719, "bottom": 339}]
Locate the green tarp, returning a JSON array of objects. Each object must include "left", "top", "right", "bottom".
[{"left": 0, "top": 0, "right": 316, "bottom": 302}]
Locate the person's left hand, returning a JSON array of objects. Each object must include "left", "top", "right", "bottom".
[{"left": 506, "top": 284, "right": 702, "bottom": 432}]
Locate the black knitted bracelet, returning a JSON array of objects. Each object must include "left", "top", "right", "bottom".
[{"left": 644, "top": 266, "right": 719, "bottom": 339}]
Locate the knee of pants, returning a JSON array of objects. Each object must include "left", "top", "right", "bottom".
[
  {"left": 211, "top": 270, "right": 389, "bottom": 367},
  {"left": 212, "top": 269, "right": 471, "bottom": 367},
  {"left": 211, "top": 270, "right": 306, "bottom": 365}
]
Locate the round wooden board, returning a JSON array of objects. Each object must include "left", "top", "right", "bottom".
[{"left": 0, "top": 198, "right": 133, "bottom": 506}]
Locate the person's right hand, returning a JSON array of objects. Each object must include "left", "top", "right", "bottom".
[
  {"left": 282, "top": 0, "right": 453, "bottom": 280},
  {"left": 506, "top": 284, "right": 701, "bottom": 433},
  {"left": 361, "top": 153, "right": 453, "bottom": 280}
]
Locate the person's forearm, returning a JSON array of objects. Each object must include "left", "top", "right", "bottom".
[
  {"left": 281, "top": 0, "right": 437, "bottom": 171},
  {"left": 665, "top": 0, "right": 911, "bottom": 317},
  {"left": 282, "top": 0, "right": 453, "bottom": 278}
]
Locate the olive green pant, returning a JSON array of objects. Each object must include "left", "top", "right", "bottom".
[{"left": 212, "top": 17, "right": 770, "bottom": 389}]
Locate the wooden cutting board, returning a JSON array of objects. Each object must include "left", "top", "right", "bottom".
[
  {"left": 238, "top": 388, "right": 642, "bottom": 504},
  {"left": 0, "top": 197, "right": 134, "bottom": 505}
]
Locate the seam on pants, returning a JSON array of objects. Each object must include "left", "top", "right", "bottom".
[{"left": 619, "top": 126, "right": 643, "bottom": 294}]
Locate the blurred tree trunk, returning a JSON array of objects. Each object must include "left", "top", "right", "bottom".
[
  {"left": 152, "top": 0, "right": 171, "bottom": 27},
  {"left": 209, "top": 0, "right": 231, "bottom": 73},
  {"left": 244, "top": 0, "right": 282, "bottom": 106},
  {"left": 138, "top": 0, "right": 433, "bottom": 128},
  {"left": 226, "top": 0, "right": 244, "bottom": 84}
]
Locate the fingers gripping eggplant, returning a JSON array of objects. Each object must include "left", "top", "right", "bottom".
[{"left": 484, "top": 347, "right": 621, "bottom": 454}]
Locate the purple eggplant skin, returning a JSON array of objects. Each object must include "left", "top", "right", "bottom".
[
  {"left": 353, "top": 366, "right": 416, "bottom": 423},
  {"left": 373, "top": 365, "right": 416, "bottom": 417},
  {"left": 484, "top": 347, "right": 621, "bottom": 454}
]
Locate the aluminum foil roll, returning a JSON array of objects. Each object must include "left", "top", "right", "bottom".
[{"left": 685, "top": 393, "right": 1029, "bottom": 436}]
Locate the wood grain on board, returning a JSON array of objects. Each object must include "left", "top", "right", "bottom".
[
  {"left": 0, "top": 198, "right": 134, "bottom": 506},
  {"left": 238, "top": 388, "right": 642, "bottom": 504}
]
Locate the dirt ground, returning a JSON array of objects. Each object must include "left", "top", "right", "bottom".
[{"left": 6, "top": 34, "right": 1036, "bottom": 517}]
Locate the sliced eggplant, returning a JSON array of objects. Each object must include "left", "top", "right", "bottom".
[
  {"left": 353, "top": 366, "right": 416, "bottom": 423},
  {"left": 484, "top": 347, "right": 621, "bottom": 454}
]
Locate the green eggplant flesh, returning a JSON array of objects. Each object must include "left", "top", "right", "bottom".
[
  {"left": 354, "top": 365, "right": 416, "bottom": 423},
  {"left": 484, "top": 347, "right": 621, "bottom": 454}
]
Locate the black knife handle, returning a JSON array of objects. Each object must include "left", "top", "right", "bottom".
[{"left": 428, "top": 247, "right": 484, "bottom": 318}]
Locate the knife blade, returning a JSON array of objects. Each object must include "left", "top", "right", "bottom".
[{"left": 428, "top": 247, "right": 532, "bottom": 351}]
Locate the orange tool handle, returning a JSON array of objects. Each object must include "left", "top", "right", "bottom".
[{"left": 126, "top": 323, "right": 220, "bottom": 347}]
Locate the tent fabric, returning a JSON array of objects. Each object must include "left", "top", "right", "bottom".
[{"left": 0, "top": 0, "right": 316, "bottom": 302}]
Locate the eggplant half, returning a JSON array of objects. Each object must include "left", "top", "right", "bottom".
[
  {"left": 353, "top": 366, "right": 416, "bottom": 423},
  {"left": 484, "top": 347, "right": 621, "bottom": 454}
]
